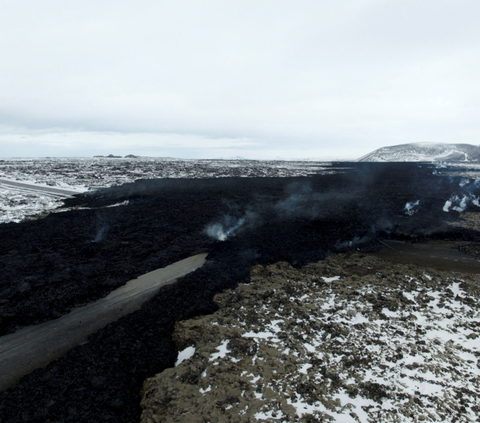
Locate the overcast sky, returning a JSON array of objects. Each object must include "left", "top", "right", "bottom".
[{"left": 1, "top": 0, "right": 479, "bottom": 159}]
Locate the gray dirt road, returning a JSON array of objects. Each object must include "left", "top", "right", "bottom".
[
  {"left": 0, "top": 178, "right": 79, "bottom": 198},
  {"left": 0, "top": 253, "right": 208, "bottom": 391}
]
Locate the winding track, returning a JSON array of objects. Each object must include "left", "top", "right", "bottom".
[{"left": 0, "top": 253, "right": 208, "bottom": 391}]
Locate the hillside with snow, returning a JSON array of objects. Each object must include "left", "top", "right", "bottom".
[{"left": 359, "top": 143, "right": 480, "bottom": 162}]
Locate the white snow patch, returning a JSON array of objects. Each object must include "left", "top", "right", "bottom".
[
  {"left": 199, "top": 385, "right": 211, "bottom": 394},
  {"left": 175, "top": 346, "right": 195, "bottom": 366},
  {"left": 322, "top": 276, "right": 341, "bottom": 283},
  {"left": 209, "top": 340, "right": 231, "bottom": 362},
  {"left": 298, "top": 363, "right": 312, "bottom": 374}
]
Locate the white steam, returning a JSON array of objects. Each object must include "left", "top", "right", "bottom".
[
  {"left": 205, "top": 216, "right": 246, "bottom": 241},
  {"left": 335, "top": 235, "right": 371, "bottom": 250},
  {"left": 443, "top": 199, "right": 453, "bottom": 212},
  {"left": 404, "top": 200, "right": 420, "bottom": 216},
  {"left": 92, "top": 226, "right": 106, "bottom": 243},
  {"left": 443, "top": 194, "right": 480, "bottom": 213},
  {"left": 275, "top": 184, "right": 314, "bottom": 218}
]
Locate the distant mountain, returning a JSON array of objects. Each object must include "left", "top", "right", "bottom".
[
  {"left": 93, "top": 154, "right": 123, "bottom": 158},
  {"left": 359, "top": 143, "right": 480, "bottom": 162}
]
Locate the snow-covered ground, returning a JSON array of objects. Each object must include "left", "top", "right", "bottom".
[
  {"left": 0, "top": 157, "right": 334, "bottom": 224},
  {"left": 0, "top": 157, "right": 333, "bottom": 188},
  {"left": 141, "top": 254, "right": 480, "bottom": 422},
  {"left": 0, "top": 185, "right": 65, "bottom": 224}
]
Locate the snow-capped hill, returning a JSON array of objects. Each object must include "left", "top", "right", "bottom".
[{"left": 359, "top": 143, "right": 480, "bottom": 162}]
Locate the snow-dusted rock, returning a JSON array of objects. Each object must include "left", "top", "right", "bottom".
[
  {"left": 140, "top": 254, "right": 480, "bottom": 422},
  {"left": 359, "top": 143, "right": 480, "bottom": 162}
]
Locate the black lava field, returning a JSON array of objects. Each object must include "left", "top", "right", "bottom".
[{"left": 0, "top": 163, "right": 479, "bottom": 422}]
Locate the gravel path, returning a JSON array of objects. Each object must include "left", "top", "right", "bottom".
[
  {"left": 0, "top": 178, "right": 79, "bottom": 197},
  {"left": 0, "top": 253, "right": 207, "bottom": 391}
]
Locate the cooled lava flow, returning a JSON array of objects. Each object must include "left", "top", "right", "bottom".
[{"left": 0, "top": 163, "right": 479, "bottom": 422}]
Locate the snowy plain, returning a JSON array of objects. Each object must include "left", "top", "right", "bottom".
[{"left": 0, "top": 157, "right": 334, "bottom": 224}]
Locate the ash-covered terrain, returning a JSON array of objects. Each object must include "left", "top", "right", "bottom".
[{"left": 1, "top": 162, "right": 480, "bottom": 422}]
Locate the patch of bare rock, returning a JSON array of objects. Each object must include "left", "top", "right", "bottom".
[{"left": 140, "top": 253, "right": 480, "bottom": 422}]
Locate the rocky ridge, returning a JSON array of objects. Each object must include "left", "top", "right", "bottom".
[
  {"left": 359, "top": 143, "right": 480, "bottom": 163},
  {"left": 140, "top": 253, "right": 480, "bottom": 422}
]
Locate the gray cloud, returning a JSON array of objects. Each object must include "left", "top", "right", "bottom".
[{"left": 1, "top": 0, "right": 479, "bottom": 158}]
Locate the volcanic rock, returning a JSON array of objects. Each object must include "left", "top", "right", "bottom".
[
  {"left": 1, "top": 163, "right": 480, "bottom": 422},
  {"left": 140, "top": 254, "right": 480, "bottom": 422}
]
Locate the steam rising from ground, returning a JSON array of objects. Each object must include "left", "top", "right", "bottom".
[
  {"left": 442, "top": 177, "right": 480, "bottom": 213},
  {"left": 274, "top": 182, "right": 355, "bottom": 220},
  {"left": 335, "top": 235, "right": 372, "bottom": 251},
  {"left": 205, "top": 182, "right": 349, "bottom": 242},
  {"left": 92, "top": 226, "right": 106, "bottom": 243},
  {"left": 443, "top": 195, "right": 480, "bottom": 213},
  {"left": 275, "top": 183, "right": 315, "bottom": 218},
  {"left": 206, "top": 216, "right": 246, "bottom": 241},
  {"left": 404, "top": 200, "right": 420, "bottom": 216},
  {"left": 206, "top": 174, "right": 480, "bottom": 243}
]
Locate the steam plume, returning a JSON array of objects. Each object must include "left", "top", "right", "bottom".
[
  {"left": 335, "top": 235, "right": 371, "bottom": 251},
  {"left": 404, "top": 200, "right": 420, "bottom": 216},
  {"left": 443, "top": 195, "right": 480, "bottom": 213},
  {"left": 92, "top": 227, "right": 106, "bottom": 243},
  {"left": 205, "top": 216, "right": 246, "bottom": 241}
]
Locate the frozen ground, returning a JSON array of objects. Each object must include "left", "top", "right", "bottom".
[
  {"left": 141, "top": 254, "right": 480, "bottom": 423},
  {"left": 0, "top": 157, "right": 333, "bottom": 188},
  {"left": 0, "top": 185, "right": 63, "bottom": 224},
  {"left": 0, "top": 157, "right": 334, "bottom": 224}
]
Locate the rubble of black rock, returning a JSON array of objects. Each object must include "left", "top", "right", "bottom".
[{"left": 0, "top": 163, "right": 479, "bottom": 422}]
